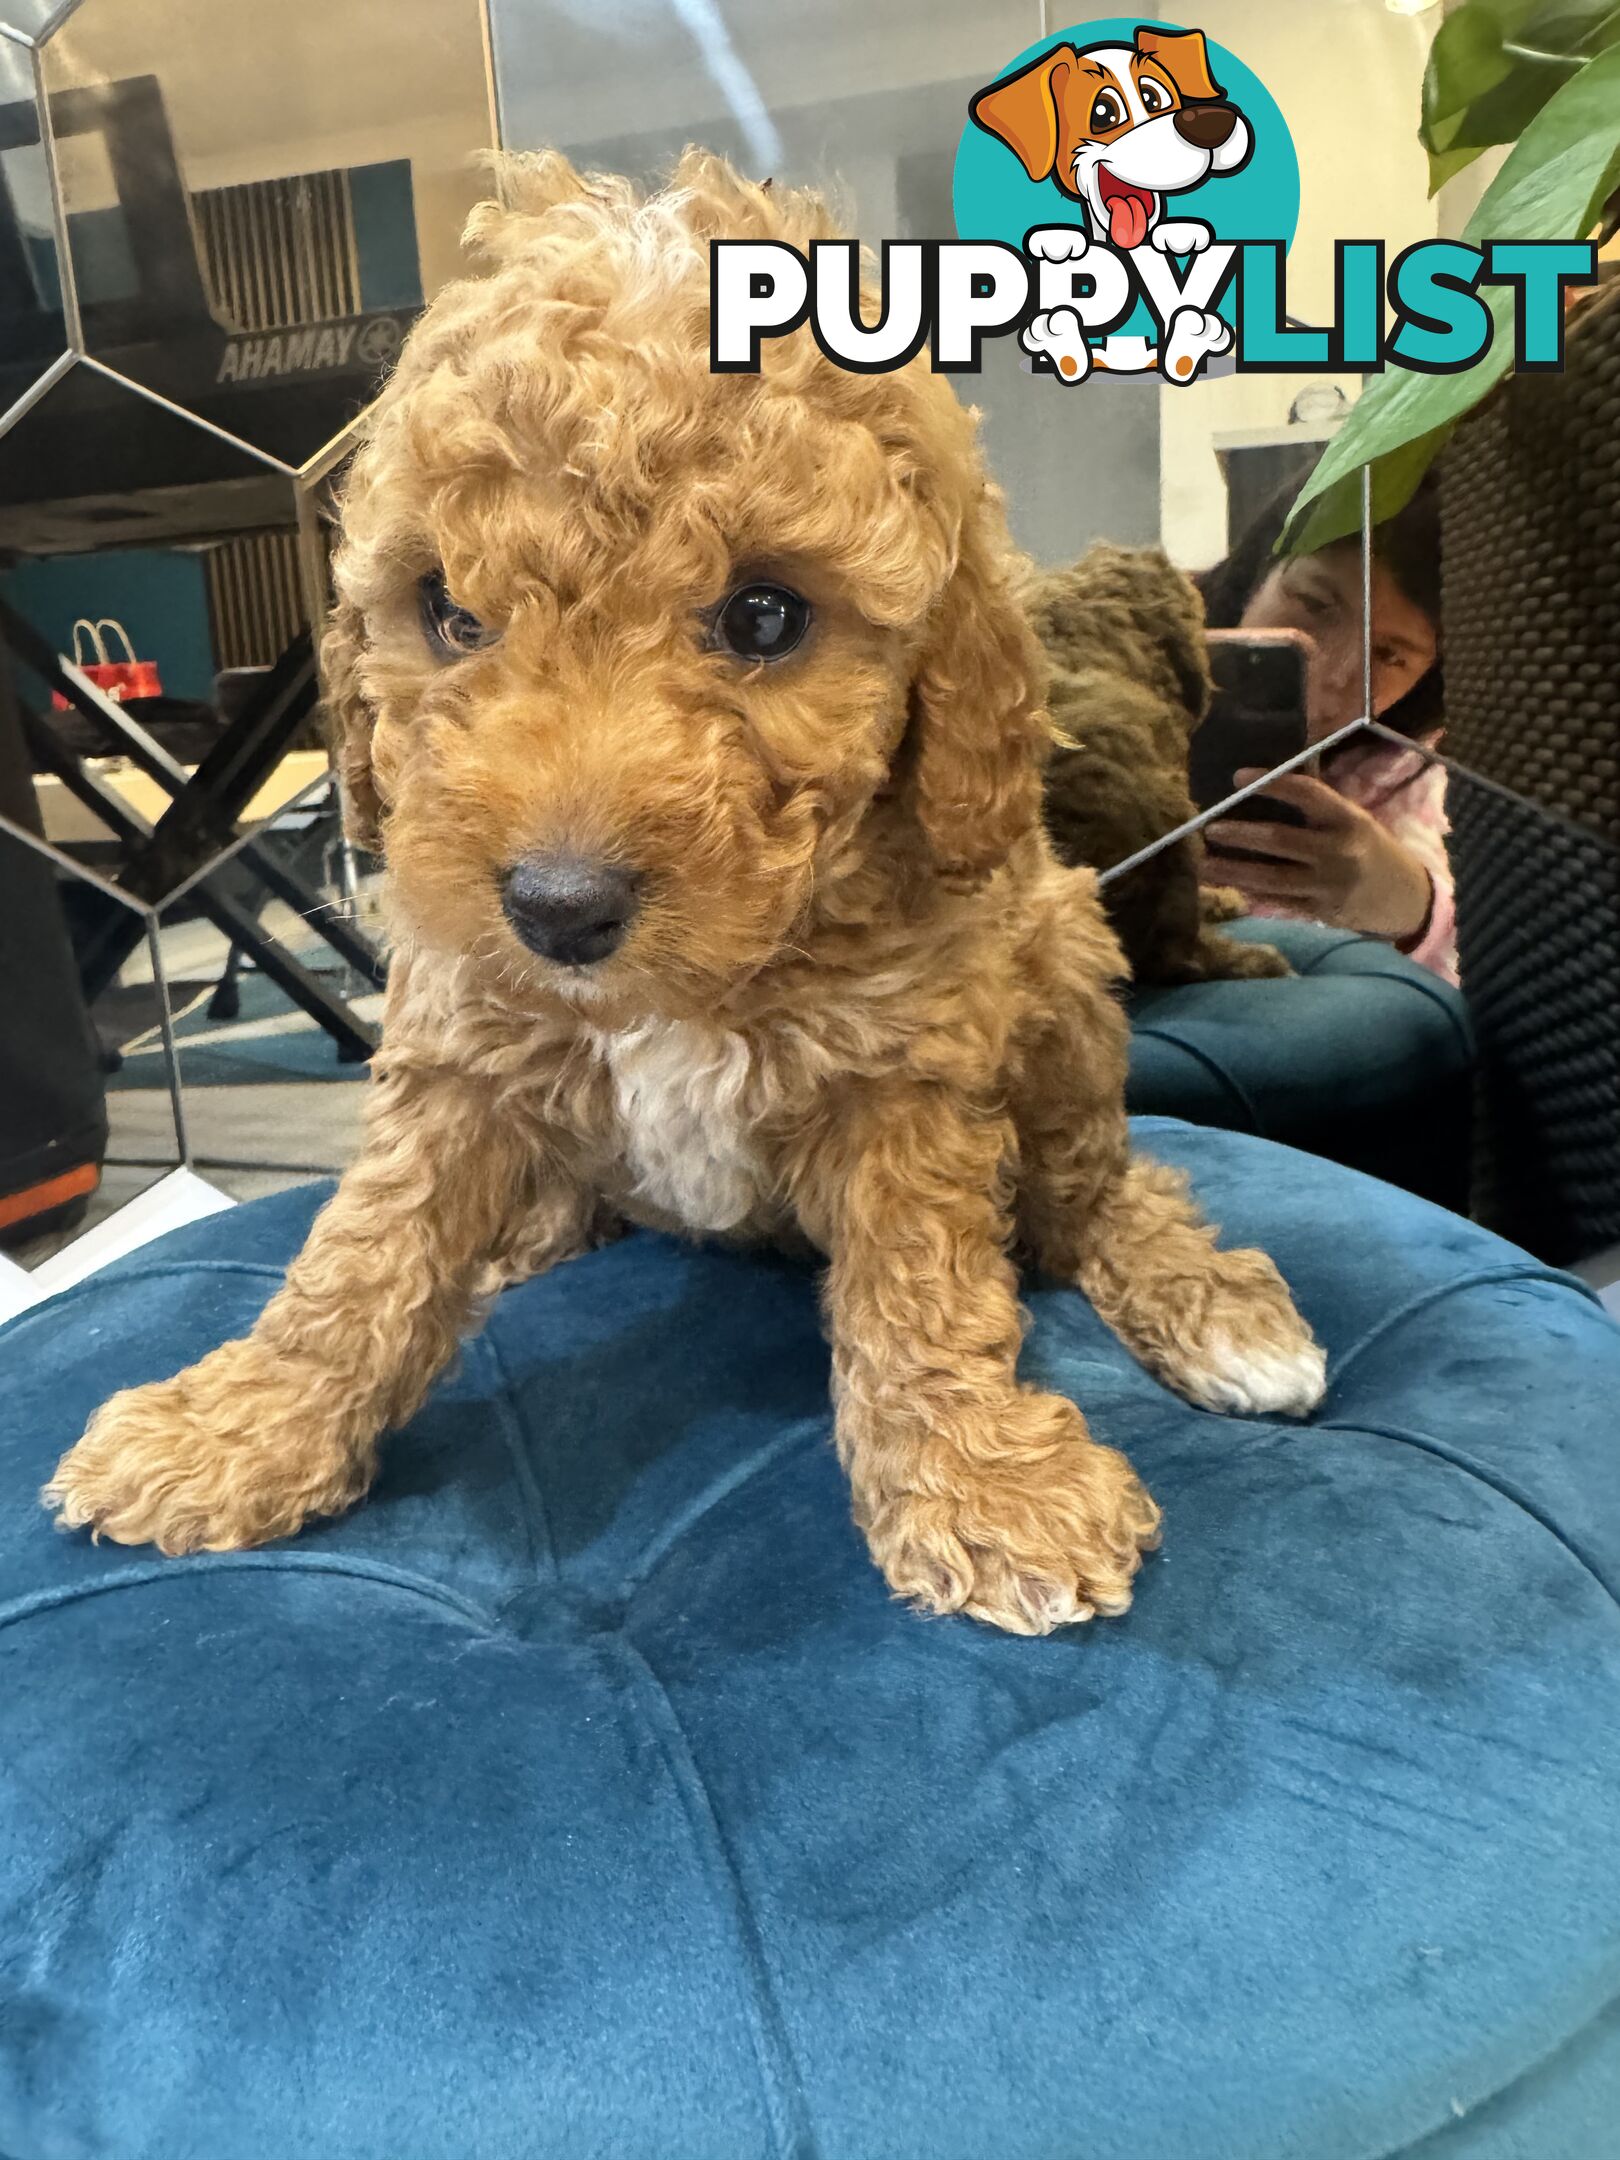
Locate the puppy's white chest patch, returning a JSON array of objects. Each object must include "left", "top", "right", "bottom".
[{"left": 593, "top": 1020, "right": 769, "bottom": 1234}]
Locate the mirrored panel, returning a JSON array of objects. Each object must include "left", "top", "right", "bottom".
[
  {"left": 489, "top": 0, "right": 1166, "bottom": 564},
  {"left": 1027, "top": 410, "right": 1474, "bottom": 1218},
  {"left": 0, "top": 472, "right": 178, "bottom": 1287},
  {"left": 125, "top": 778, "right": 378, "bottom": 1182},
  {"left": 0, "top": 347, "right": 290, "bottom": 552},
  {"left": 0, "top": 358, "right": 381, "bottom": 1280},
  {"left": 39, "top": 0, "right": 495, "bottom": 465},
  {"left": 0, "top": 29, "right": 68, "bottom": 409},
  {"left": 988, "top": 6, "right": 1482, "bottom": 1228},
  {"left": 1032, "top": 388, "right": 1408, "bottom": 988},
  {"left": 0, "top": 808, "right": 178, "bottom": 1299},
  {"left": 0, "top": 532, "right": 380, "bottom": 1299},
  {"left": 0, "top": 3, "right": 65, "bottom": 37},
  {"left": 0, "top": 777, "right": 380, "bottom": 1304}
]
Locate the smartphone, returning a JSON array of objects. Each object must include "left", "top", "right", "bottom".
[{"left": 1190, "top": 629, "right": 1312, "bottom": 833}]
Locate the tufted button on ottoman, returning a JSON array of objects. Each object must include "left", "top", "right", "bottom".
[{"left": 1, "top": 1120, "right": 1617, "bottom": 2160}]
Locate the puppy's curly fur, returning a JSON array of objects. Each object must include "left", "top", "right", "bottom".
[
  {"left": 1030, "top": 545, "right": 1290, "bottom": 983},
  {"left": 44, "top": 153, "right": 1324, "bottom": 1635}
]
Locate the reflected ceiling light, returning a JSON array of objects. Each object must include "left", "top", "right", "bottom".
[
  {"left": 669, "top": 0, "right": 784, "bottom": 171},
  {"left": 0, "top": 39, "right": 33, "bottom": 96}
]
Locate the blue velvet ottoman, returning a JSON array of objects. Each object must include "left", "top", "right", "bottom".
[
  {"left": 1126, "top": 921, "right": 1476, "bottom": 1207},
  {"left": 2, "top": 1120, "right": 1618, "bottom": 2160}
]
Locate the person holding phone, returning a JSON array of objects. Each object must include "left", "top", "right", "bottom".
[{"left": 1196, "top": 479, "right": 1455, "bottom": 983}]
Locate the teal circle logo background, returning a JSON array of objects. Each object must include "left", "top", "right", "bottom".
[{"left": 952, "top": 18, "right": 1300, "bottom": 345}]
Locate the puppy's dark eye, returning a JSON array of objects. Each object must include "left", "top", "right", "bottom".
[
  {"left": 1139, "top": 78, "right": 1170, "bottom": 115},
  {"left": 711, "top": 582, "right": 812, "bottom": 663},
  {"left": 418, "top": 568, "right": 499, "bottom": 658},
  {"left": 1090, "top": 89, "right": 1126, "bottom": 132}
]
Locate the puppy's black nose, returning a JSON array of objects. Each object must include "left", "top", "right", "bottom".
[
  {"left": 1175, "top": 103, "right": 1238, "bottom": 149},
  {"left": 501, "top": 853, "right": 641, "bottom": 967}
]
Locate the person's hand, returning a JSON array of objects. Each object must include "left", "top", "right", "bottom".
[{"left": 1206, "top": 770, "right": 1434, "bottom": 943}]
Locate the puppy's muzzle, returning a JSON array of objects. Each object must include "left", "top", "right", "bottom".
[
  {"left": 1174, "top": 104, "right": 1238, "bottom": 149},
  {"left": 501, "top": 852, "right": 642, "bottom": 967}
]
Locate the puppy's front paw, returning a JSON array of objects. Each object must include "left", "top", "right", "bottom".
[
  {"left": 43, "top": 1340, "right": 375, "bottom": 1555},
  {"left": 1199, "top": 883, "right": 1249, "bottom": 925},
  {"left": 1161, "top": 1252, "right": 1326, "bottom": 1418},
  {"left": 1209, "top": 934, "right": 1294, "bottom": 981},
  {"left": 861, "top": 1394, "right": 1160, "bottom": 1635}
]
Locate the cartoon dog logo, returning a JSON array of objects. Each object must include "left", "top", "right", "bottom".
[{"left": 969, "top": 26, "right": 1252, "bottom": 382}]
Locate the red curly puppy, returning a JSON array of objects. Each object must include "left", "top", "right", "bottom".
[{"left": 44, "top": 153, "right": 1324, "bottom": 1634}]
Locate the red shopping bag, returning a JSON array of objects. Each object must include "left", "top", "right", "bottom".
[{"left": 51, "top": 618, "right": 163, "bottom": 709}]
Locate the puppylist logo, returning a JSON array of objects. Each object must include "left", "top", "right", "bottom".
[
  {"left": 960, "top": 19, "right": 1276, "bottom": 383},
  {"left": 710, "top": 16, "right": 1597, "bottom": 387}
]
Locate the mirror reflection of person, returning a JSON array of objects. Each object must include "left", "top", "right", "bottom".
[{"left": 1197, "top": 481, "right": 1455, "bottom": 984}]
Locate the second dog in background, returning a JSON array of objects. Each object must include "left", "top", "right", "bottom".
[{"left": 1030, "top": 545, "right": 1291, "bottom": 985}]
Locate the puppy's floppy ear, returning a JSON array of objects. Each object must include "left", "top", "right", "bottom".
[
  {"left": 320, "top": 595, "right": 385, "bottom": 854},
  {"left": 969, "top": 45, "right": 1077, "bottom": 184},
  {"left": 1136, "top": 27, "right": 1224, "bottom": 103},
  {"left": 907, "top": 496, "right": 1049, "bottom": 885}
]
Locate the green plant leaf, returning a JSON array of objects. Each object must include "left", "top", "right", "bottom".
[
  {"left": 1460, "top": 33, "right": 1620, "bottom": 238},
  {"left": 1515, "top": 0, "right": 1620, "bottom": 54},
  {"left": 1284, "top": 37, "right": 1620, "bottom": 552},
  {"left": 1426, "top": 60, "right": 1571, "bottom": 187},
  {"left": 1420, "top": 0, "right": 1618, "bottom": 189},
  {"left": 1422, "top": 0, "right": 1554, "bottom": 131},
  {"left": 1287, "top": 429, "right": 1455, "bottom": 558},
  {"left": 1426, "top": 142, "right": 1491, "bottom": 193},
  {"left": 1422, "top": 7, "right": 1513, "bottom": 140}
]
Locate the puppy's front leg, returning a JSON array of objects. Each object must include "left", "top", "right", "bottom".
[
  {"left": 797, "top": 1087, "right": 1160, "bottom": 1635},
  {"left": 44, "top": 1065, "right": 572, "bottom": 1554}
]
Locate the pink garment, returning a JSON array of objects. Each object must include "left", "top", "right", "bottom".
[{"left": 1244, "top": 734, "right": 1459, "bottom": 986}]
